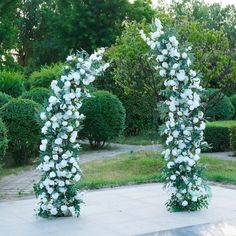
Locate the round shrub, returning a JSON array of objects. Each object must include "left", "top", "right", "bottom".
[
  {"left": 21, "top": 87, "right": 50, "bottom": 105},
  {"left": 204, "top": 88, "right": 235, "bottom": 121},
  {"left": 0, "top": 92, "right": 12, "bottom": 108},
  {"left": 0, "top": 71, "right": 25, "bottom": 97},
  {"left": 230, "top": 94, "right": 236, "bottom": 118},
  {"left": 0, "top": 99, "right": 41, "bottom": 166},
  {"left": 0, "top": 118, "right": 8, "bottom": 161},
  {"left": 30, "top": 63, "right": 63, "bottom": 88},
  {"left": 80, "top": 90, "right": 126, "bottom": 149}
]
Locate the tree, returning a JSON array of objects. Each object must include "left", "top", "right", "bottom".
[
  {"left": 0, "top": 0, "right": 18, "bottom": 69},
  {"left": 16, "top": 0, "right": 155, "bottom": 69}
]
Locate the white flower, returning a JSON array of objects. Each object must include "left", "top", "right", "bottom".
[
  {"left": 170, "top": 175, "right": 176, "bottom": 181},
  {"left": 50, "top": 207, "right": 58, "bottom": 215},
  {"left": 55, "top": 138, "right": 63, "bottom": 145},
  {"left": 49, "top": 172, "right": 56, "bottom": 178},
  {"left": 159, "top": 69, "right": 166, "bottom": 77},
  {"left": 61, "top": 205, "right": 68, "bottom": 212},
  {"left": 40, "top": 144, "right": 47, "bottom": 152},
  {"left": 40, "top": 112, "right": 47, "bottom": 120},
  {"left": 157, "top": 55, "right": 164, "bottom": 62},
  {"left": 176, "top": 70, "right": 186, "bottom": 81},
  {"left": 182, "top": 52, "right": 188, "bottom": 59},
  {"left": 49, "top": 96, "right": 58, "bottom": 105},
  {"left": 182, "top": 201, "right": 188, "bottom": 207},
  {"left": 162, "top": 49, "right": 168, "bottom": 55}
]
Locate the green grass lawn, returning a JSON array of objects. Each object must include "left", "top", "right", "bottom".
[
  {"left": 114, "top": 133, "right": 161, "bottom": 145},
  {"left": 1, "top": 151, "right": 236, "bottom": 191},
  {"left": 207, "top": 120, "right": 236, "bottom": 127},
  {"left": 80, "top": 151, "right": 236, "bottom": 189}
]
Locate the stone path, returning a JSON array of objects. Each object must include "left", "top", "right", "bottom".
[
  {"left": 0, "top": 143, "right": 162, "bottom": 201},
  {"left": 1, "top": 183, "right": 236, "bottom": 236}
]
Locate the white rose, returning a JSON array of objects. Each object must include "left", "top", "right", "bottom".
[
  {"left": 54, "top": 138, "right": 62, "bottom": 145},
  {"left": 50, "top": 207, "right": 58, "bottom": 215},
  {"left": 182, "top": 201, "right": 188, "bottom": 207},
  {"left": 40, "top": 112, "right": 47, "bottom": 120}
]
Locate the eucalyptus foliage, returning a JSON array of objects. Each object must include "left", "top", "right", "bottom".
[
  {"left": 141, "top": 19, "right": 210, "bottom": 212},
  {"left": 34, "top": 49, "right": 109, "bottom": 218}
]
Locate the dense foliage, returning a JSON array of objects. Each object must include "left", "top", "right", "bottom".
[
  {"left": 30, "top": 64, "right": 63, "bottom": 88},
  {"left": 0, "top": 71, "right": 25, "bottom": 97},
  {"left": 21, "top": 87, "right": 50, "bottom": 105},
  {"left": 34, "top": 49, "right": 109, "bottom": 218},
  {"left": 230, "top": 94, "right": 236, "bottom": 118},
  {"left": 0, "top": 92, "right": 12, "bottom": 108},
  {"left": 0, "top": 118, "right": 8, "bottom": 162},
  {"left": 80, "top": 91, "right": 126, "bottom": 148},
  {"left": 205, "top": 121, "right": 236, "bottom": 152},
  {"left": 205, "top": 125, "right": 230, "bottom": 152},
  {"left": 0, "top": 99, "right": 41, "bottom": 166},
  {"left": 230, "top": 126, "right": 236, "bottom": 153},
  {"left": 106, "top": 22, "right": 158, "bottom": 134},
  {"left": 204, "top": 89, "right": 235, "bottom": 121}
]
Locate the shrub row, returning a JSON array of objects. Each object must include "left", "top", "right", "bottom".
[
  {"left": 0, "top": 89, "right": 125, "bottom": 166},
  {"left": 205, "top": 121, "right": 236, "bottom": 152}
]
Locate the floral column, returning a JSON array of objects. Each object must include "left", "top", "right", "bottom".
[
  {"left": 34, "top": 49, "right": 109, "bottom": 218},
  {"left": 140, "top": 19, "right": 210, "bottom": 212}
]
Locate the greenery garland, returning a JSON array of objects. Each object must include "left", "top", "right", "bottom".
[
  {"left": 34, "top": 49, "right": 109, "bottom": 218},
  {"left": 140, "top": 19, "right": 211, "bottom": 212}
]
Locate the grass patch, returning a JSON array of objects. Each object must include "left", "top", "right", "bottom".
[
  {"left": 207, "top": 120, "right": 236, "bottom": 128},
  {"left": 80, "top": 151, "right": 236, "bottom": 189},
  {"left": 114, "top": 132, "right": 161, "bottom": 145},
  {"left": 80, "top": 151, "right": 164, "bottom": 189}
]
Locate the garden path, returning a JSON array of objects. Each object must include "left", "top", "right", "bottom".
[
  {"left": 0, "top": 143, "right": 162, "bottom": 201},
  {"left": 0, "top": 143, "right": 235, "bottom": 201}
]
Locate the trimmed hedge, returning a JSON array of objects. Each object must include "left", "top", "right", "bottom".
[
  {"left": 30, "top": 63, "right": 63, "bottom": 88},
  {"left": 0, "top": 92, "right": 12, "bottom": 108},
  {"left": 230, "top": 126, "right": 236, "bottom": 153},
  {"left": 205, "top": 120, "right": 236, "bottom": 152},
  {"left": 0, "top": 118, "right": 8, "bottom": 161},
  {"left": 21, "top": 87, "right": 50, "bottom": 105},
  {"left": 230, "top": 94, "right": 236, "bottom": 118},
  {"left": 0, "top": 99, "right": 41, "bottom": 166},
  {"left": 204, "top": 89, "right": 235, "bottom": 121},
  {"left": 0, "top": 71, "right": 25, "bottom": 97},
  {"left": 80, "top": 90, "right": 126, "bottom": 149}
]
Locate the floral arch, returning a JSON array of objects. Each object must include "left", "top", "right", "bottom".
[{"left": 35, "top": 19, "right": 211, "bottom": 218}]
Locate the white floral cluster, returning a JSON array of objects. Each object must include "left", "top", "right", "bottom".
[
  {"left": 141, "top": 19, "right": 210, "bottom": 211},
  {"left": 35, "top": 48, "right": 109, "bottom": 217}
]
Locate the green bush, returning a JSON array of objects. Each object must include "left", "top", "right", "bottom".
[
  {"left": 0, "top": 99, "right": 41, "bottom": 166},
  {"left": 80, "top": 90, "right": 126, "bottom": 149},
  {"left": 205, "top": 120, "right": 236, "bottom": 152},
  {"left": 30, "top": 63, "right": 63, "bottom": 88},
  {"left": 0, "top": 71, "right": 25, "bottom": 97},
  {"left": 0, "top": 92, "right": 12, "bottom": 108},
  {"left": 230, "top": 126, "right": 236, "bottom": 153},
  {"left": 230, "top": 94, "right": 236, "bottom": 118},
  {"left": 21, "top": 87, "right": 50, "bottom": 105},
  {"left": 204, "top": 89, "right": 235, "bottom": 121},
  {"left": 0, "top": 118, "right": 8, "bottom": 161}
]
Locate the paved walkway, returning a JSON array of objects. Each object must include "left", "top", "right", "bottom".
[{"left": 1, "top": 183, "right": 236, "bottom": 236}]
